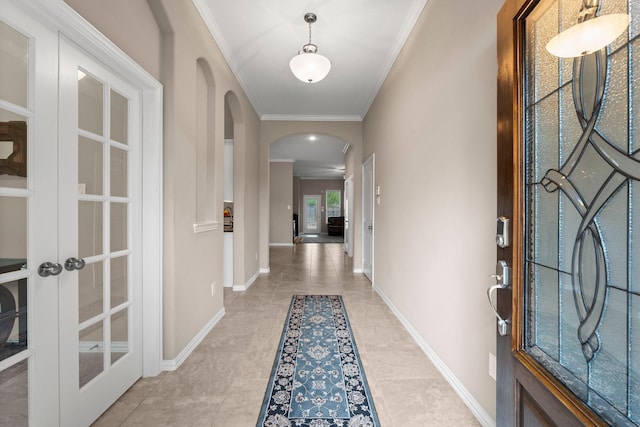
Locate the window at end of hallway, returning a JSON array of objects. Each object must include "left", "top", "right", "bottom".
[{"left": 326, "top": 190, "right": 341, "bottom": 222}]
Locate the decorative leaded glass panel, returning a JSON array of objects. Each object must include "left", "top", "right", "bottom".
[{"left": 524, "top": 0, "right": 640, "bottom": 424}]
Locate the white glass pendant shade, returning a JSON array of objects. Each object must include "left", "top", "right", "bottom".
[
  {"left": 289, "top": 52, "right": 331, "bottom": 83},
  {"left": 546, "top": 13, "right": 630, "bottom": 58}
]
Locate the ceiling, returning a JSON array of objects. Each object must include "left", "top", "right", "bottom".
[
  {"left": 270, "top": 135, "right": 348, "bottom": 179},
  {"left": 193, "top": 0, "right": 428, "bottom": 177}
]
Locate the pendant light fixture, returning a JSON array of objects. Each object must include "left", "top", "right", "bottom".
[
  {"left": 546, "top": 1, "right": 629, "bottom": 58},
  {"left": 289, "top": 13, "right": 331, "bottom": 83}
]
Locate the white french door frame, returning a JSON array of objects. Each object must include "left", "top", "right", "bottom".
[{"left": 16, "top": 0, "right": 164, "bottom": 392}]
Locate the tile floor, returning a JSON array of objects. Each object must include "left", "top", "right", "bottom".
[{"left": 93, "top": 244, "right": 480, "bottom": 426}]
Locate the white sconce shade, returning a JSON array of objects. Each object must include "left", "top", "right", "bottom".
[
  {"left": 546, "top": 13, "right": 630, "bottom": 58},
  {"left": 289, "top": 52, "right": 332, "bottom": 83}
]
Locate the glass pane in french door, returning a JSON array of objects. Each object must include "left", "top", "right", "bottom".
[
  {"left": 75, "top": 70, "right": 132, "bottom": 389},
  {"left": 0, "top": 17, "right": 31, "bottom": 427},
  {"left": 523, "top": 0, "right": 640, "bottom": 424},
  {"left": 305, "top": 197, "right": 319, "bottom": 231}
]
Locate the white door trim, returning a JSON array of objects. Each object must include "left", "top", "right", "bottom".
[
  {"left": 362, "top": 154, "right": 375, "bottom": 284},
  {"left": 16, "top": 0, "right": 164, "bottom": 378},
  {"left": 344, "top": 175, "right": 354, "bottom": 257}
]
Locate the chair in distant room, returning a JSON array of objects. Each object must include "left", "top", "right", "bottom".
[{"left": 327, "top": 216, "right": 344, "bottom": 236}]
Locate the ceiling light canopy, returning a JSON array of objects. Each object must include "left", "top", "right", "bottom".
[
  {"left": 289, "top": 13, "right": 331, "bottom": 83},
  {"left": 546, "top": 2, "right": 629, "bottom": 58}
]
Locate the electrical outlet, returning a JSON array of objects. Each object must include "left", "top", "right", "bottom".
[
  {"left": 489, "top": 352, "right": 496, "bottom": 380},
  {"left": 211, "top": 282, "right": 216, "bottom": 296}
]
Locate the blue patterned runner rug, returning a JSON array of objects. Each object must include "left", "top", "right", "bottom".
[{"left": 257, "top": 295, "right": 380, "bottom": 427}]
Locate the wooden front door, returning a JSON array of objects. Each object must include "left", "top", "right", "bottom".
[{"left": 497, "top": 0, "right": 640, "bottom": 425}]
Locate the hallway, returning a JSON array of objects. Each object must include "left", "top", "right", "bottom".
[{"left": 93, "top": 245, "right": 479, "bottom": 426}]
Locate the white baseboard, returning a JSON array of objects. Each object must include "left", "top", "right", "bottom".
[
  {"left": 233, "top": 270, "right": 259, "bottom": 292},
  {"left": 269, "top": 243, "right": 294, "bottom": 247},
  {"left": 162, "top": 306, "right": 225, "bottom": 371},
  {"left": 260, "top": 267, "right": 271, "bottom": 274},
  {"left": 373, "top": 284, "right": 496, "bottom": 427},
  {"left": 353, "top": 268, "right": 363, "bottom": 274}
]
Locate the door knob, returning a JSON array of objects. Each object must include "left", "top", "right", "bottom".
[
  {"left": 64, "top": 257, "right": 86, "bottom": 271},
  {"left": 38, "top": 262, "right": 63, "bottom": 277}
]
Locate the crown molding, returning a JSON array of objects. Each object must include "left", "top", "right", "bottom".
[{"left": 260, "top": 114, "right": 363, "bottom": 122}]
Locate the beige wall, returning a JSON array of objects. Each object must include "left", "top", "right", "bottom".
[
  {"left": 269, "top": 162, "right": 293, "bottom": 245},
  {"left": 65, "top": 0, "right": 261, "bottom": 361},
  {"left": 363, "top": 0, "right": 502, "bottom": 419}
]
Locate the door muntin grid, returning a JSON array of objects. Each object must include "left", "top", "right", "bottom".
[{"left": 76, "top": 69, "right": 131, "bottom": 389}]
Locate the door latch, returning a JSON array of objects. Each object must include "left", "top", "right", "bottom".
[{"left": 487, "top": 260, "right": 511, "bottom": 336}]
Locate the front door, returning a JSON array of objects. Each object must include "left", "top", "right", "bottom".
[
  {"left": 496, "top": 0, "right": 640, "bottom": 425},
  {"left": 303, "top": 195, "right": 321, "bottom": 233}
]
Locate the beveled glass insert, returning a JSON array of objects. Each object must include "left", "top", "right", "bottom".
[
  {"left": 110, "top": 202, "right": 127, "bottom": 252},
  {"left": 79, "top": 321, "right": 104, "bottom": 388},
  {"left": 0, "top": 109, "right": 28, "bottom": 189},
  {"left": 524, "top": 0, "right": 640, "bottom": 424},
  {"left": 0, "top": 359, "right": 28, "bottom": 426},
  {"left": 0, "top": 21, "right": 28, "bottom": 109},
  {"left": 110, "top": 308, "right": 128, "bottom": 365},
  {"left": 78, "top": 136, "right": 103, "bottom": 195},
  {"left": 110, "top": 147, "right": 127, "bottom": 197},
  {"left": 110, "top": 90, "right": 128, "bottom": 145},
  {"left": 78, "top": 71, "right": 103, "bottom": 136},
  {"left": 79, "top": 201, "right": 103, "bottom": 258},
  {"left": 78, "top": 262, "right": 104, "bottom": 324},
  {"left": 0, "top": 197, "right": 27, "bottom": 260},
  {"left": 110, "top": 256, "right": 127, "bottom": 308}
]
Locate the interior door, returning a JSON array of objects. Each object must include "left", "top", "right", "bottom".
[
  {"left": 0, "top": 5, "right": 60, "bottom": 426},
  {"left": 302, "top": 195, "right": 321, "bottom": 233},
  {"left": 344, "top": 176, "right": 354, "bottom": 256},
  {"left": 362, "top": 155, "right": 374, "bottom": 282},
  {"left": 496, "top": 0, "right": 639, "bottom": 425},
  {"left": 58, "top": 37, "right": 142, "bottom": 427}
]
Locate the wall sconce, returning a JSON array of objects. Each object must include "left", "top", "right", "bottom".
[{"left": 546, "top": 2, "right": 629, "bottom": 58}]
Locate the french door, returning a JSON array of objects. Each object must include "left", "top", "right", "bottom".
[
  {"left": 58, "top": 37, "right": 142, "bottom": 426},
  {"left": 496, "top": 0, "right": 640, "bottom": 425},
  {"left": 0, "top": 3, "right": 142, "bottom": 426},
  {"left": 302, "top": 195, "right": 321, "bottom": 233}
]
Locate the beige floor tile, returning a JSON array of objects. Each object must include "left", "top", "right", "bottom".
[
  {"left": 120, "top": 396, "right": 222, "bottom": 427},
  {"left": 92, "top": 243, "right": 482, "bottom": 427},
  {"left": 379, "top": 378, "right": 480, "bottom": 426}
]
